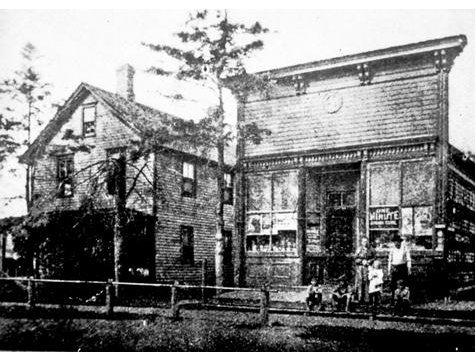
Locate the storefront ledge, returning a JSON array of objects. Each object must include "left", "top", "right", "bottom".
[
  {"left": 246, "top": 251, "right": 299, "bottom": 259},
  {"left": 376, "top": 249, "right": 443, "bottom": 257}
]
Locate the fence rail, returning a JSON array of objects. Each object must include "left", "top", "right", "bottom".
[{"left": 0, "top": 276, "right": 473, "bottom": 328}]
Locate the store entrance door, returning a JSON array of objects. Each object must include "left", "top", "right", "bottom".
[{"left": 325, "top": 205, "right": 355, "bottom": 282}]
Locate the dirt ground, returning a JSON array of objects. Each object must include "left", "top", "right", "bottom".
[{"left": 0, "top": 309, "right": 473, "bottom": 351}]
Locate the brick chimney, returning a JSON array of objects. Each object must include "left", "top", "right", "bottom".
[{"left": 116, "top": 64, "right": 135, "bottom": 102}]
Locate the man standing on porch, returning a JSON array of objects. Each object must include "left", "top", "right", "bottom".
[{"left": 388, "top": 235, "right": 412, "bottom": 298}]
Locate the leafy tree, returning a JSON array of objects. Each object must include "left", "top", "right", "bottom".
[
  {"left": 12, "top": 145, "right": 156, "bottom": 282},
  {"left": 0, "top": 42, "right": 51, "bottom": 209},
  {"left": 143, "top": 10, "right": 272, "bottom": 286}
]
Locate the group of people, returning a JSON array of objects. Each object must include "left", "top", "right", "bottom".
[{"left": 306, "top": 235, "right": 412, "bottom": 313}]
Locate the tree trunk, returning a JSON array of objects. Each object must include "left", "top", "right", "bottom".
[
  {"left": 113, "top": 154, "right": 127, "bottom": 295},
  {"left": 25, "top": 164, "right": 31, "bottom": 210},
  {"left": 25, "top": 102, "right": 32, "bottom": 211},
  {"left": 215, "top": 88, "right": 226, "bottom": 287}
]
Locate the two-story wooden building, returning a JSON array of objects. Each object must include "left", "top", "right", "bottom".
[
  {"left": 233, "top": 35, "right": 474, "bottom": 293},
  {"left": 19, "top": 64, "right": 235, "bottom": 284}
]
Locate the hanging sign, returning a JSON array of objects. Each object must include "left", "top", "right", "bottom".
[{"left": 369, "top": 207, "right": 400, "bottom": 229}]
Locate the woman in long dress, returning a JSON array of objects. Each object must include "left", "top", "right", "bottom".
[{"left": 354, "top": 237, "right": 376, "bottom": 303}]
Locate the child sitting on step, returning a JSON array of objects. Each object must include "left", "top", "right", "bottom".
[
  {"left": 394, "top": 279, "right": 411, "bottom": 315},
  {"left": 306, "top": 278, "right": 323, "bottom": 311}
]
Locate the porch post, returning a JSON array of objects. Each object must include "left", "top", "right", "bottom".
[
  {"left": 297, "top": 167, "right": 307, "bottom": 285},
  {"left": 359, "top": 152, "right": 369, "bottom": 244}
]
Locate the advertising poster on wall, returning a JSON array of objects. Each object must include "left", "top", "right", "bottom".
[
  {"left": 401, "top": 207, "right": 413, "bottom": 236},
  {"left": 414, "top": 206, "right": 433, "bottom": 236},
  {"left": 262, "top": 213, "right": 272, "bottom": 234},
  {"left": 247, "top": 214, "right": 262, "bottom": 234},
  {"left": 274, "top": 212, "right": 297, "bottom": 231}
]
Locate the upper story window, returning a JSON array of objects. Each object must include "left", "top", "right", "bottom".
[
  {"left": 57, "top": 155, "right": 74, "bottom": 198},
  {"left": 182, "top": 161, "right": 196, "bottom": 197},
  {"left": 82, "top": 104, "right": 97, "bottom": 137},
  {"left": 106, "top": 148, "right": 126, "bottom": 196},
  {"left": 224, "top": 172, "right": 233, "bottom": 205}
]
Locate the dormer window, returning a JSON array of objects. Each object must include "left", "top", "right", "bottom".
[{"left": 82, "top": 104, "right": 96, "bottom": 137}]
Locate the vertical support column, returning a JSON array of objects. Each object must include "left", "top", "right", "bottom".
[
  {"left": 201, "top": 259, "right": 207, "bottom": 304},
  {"left": 436, "top": 66, "right": 450, "bottom": 249},
  {"left": 27, "top": 277, "right": 35, "bottom": 309},
  {"left": 297, "top": 167, "right": 307, "bottom": 285},
  {"left": 234, "top": 100, "right": 247, "bottom": 287},
  {"left": 359, "top": 153, "right": 369, "bottom": 244},
  {"left": 105, "top": 279, "right": 114, "bottom": 317},
  {"left": 260, "top": 286, "right": 270, "bottom": 327},
  {"left": 0, "top": 233, "right": 5, "bottom": 273},
  {"left": 151, "top": 150, "right": 159, "bottom": 281},
  {"left": 170, "top": 281, "right": 180, "bottom": 320}
]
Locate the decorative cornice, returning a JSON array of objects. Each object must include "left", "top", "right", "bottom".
[
  {"left": 357, "top": 63, "right": 372, "bottom": 85},
  {"left": 255, "top": 35, "right": 466, "bottom": 79},
  {"left": 434, "top": 49, "right": 452, "bottom": 73},
  {"left": 244, "top": 141, "right": 436, "bottom": 171},
  {"left": 292, "top": 74, "right": 308, "bottom": 95}
]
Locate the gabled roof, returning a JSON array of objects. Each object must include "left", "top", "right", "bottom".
[
  {"left": 82, "top": 83, "right": 180, "bottom": 133},
  {"left": 20, "top": 82, "right": 235, "bottom": 165}
]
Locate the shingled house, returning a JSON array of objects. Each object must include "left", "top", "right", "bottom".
[
  {"left": 234, "top": 35, "right": 474, "bottom": 295},
  {"left": 19, "top": 64, "right": 234, "bottom": 284}
]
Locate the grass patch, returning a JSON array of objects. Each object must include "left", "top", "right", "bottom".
[{"left": 0, "top": 310, "right": 473, "bottom": 351}]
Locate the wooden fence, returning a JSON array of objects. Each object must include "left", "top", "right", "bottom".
[{"left": 0, "top": 276, "right": 473, "bottom": 328}]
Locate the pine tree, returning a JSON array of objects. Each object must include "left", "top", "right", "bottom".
[
  {"left": 0, "top": 43, "right": 51, "bottom": 209},
  {"left": 143, "top": 10, "right": 271, "bottom": 286}
]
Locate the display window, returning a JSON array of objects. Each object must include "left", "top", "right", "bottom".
[
  {"left": 368, "top": 160, "right": 436, "bottom": 250},
  {"left": 246, "top": 171, "right": 298, "bottom": 253}
]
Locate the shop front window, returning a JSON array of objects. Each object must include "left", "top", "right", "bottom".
[
  {"left": 246, "top": 171, "right": 298, "bottom": 253},
  {"left": 368, "top": 160, "right": 436, "bottom": 250},
  {"left": 369, "top": 163, "right": 400, "bottom": 206}
]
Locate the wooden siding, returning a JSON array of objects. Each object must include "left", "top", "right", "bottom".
[
  {"left": 32, "top": 94, "right": 144, "bottom": 213},
  {"left": 31, "top": 90, "right": 234, "bottom": 285},
  {"left": 154, "top": 151, "right": 234, "bottom": 283},
  {"left": 244, "top": 74, "right": 439, "bottom": 158}
]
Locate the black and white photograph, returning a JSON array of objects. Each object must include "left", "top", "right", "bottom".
[{"left": 0, "top": 1, "right": 474, "bottom": 352}]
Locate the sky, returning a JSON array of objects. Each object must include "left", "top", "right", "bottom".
[{"left": 0, "top": 9, "right": 474, "bottom": 217}]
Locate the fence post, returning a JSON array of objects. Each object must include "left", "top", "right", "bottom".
[
  {"left": 27, "top": 277, "right": 35, "bottom": 310},
  {"left": 201, "top": 259, "right": 207, "bottom": 304},
  {"left": 170, "top": 281, "right": 180, "bottom": 320},
  {"left": 260, "top": 286, "right": 270, "bottom": 327},
  {"left": 105, "top": 279, "right": 114, "bottom": 317}
]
